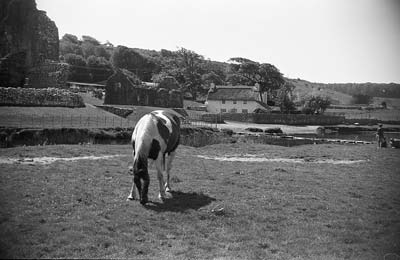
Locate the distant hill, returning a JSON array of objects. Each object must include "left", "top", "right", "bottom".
[
  {"left": 287, "top": 78, "right": 400, "bottom": 105},
  {"left": 286, "top": 78, "right": 353, "bottom": 105}
]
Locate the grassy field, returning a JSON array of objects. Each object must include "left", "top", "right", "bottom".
[
  {"left": 0, "top": 105, "right": 135, "bottom": 129},
  {"left": 325, "top": 108, "right": 400, "bottom": 122},
  {"left": 0, "top": 142, "right": 399, "bottom": 259}
]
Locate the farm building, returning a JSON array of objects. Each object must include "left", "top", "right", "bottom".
[
  {"left": 104, "top": 69, "right": 183, "bottom": 108},
  {"left": 205, "top": 83, "right": 269, "bottom": 113}
]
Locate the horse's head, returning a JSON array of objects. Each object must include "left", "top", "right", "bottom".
[
  {"left": 133, "top": 154, "right": 148, "bottom": 178},
  {"left": 132, "top": 154, "right": 150, "bottom": 204}
]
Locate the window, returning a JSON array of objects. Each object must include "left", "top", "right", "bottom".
[
  {"left": 221, "top": 100, "right": 225, "bottom": 104},
  {"left": 242, "top": 109, "right": 248, "bottom": 113},
  {"left": 233, "top": 100, "right": 237, "bottom": 104},
  {"left": 221, "top": 108, "right": 226, "bottom": 113},
  {"left": 230, "top": 108, "right": 237, "bottom": 113},
  {"left": 243, "top": 100, "right": 247, "bottom": 104}
]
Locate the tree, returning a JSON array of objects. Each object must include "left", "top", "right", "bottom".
[
  {"left": 276, "top": 81, "right": 296, "bottom": 113},
  {"left": 94, "top": 45, "right": 111, "bottom": 60},
  {"left": 61, "top": 34, "right": 79, "bottom": 44},
  {"left": 302, "top": 96, "right": 331, "bottom": 115},
  {"left": 81, "top": 35, "right": 100, "bottom": 46},
  {"left": 64, "top": 53, "right": 91, "bottom": 82},
  {"left": 111, "top": 46, "right": 158, "bottom": 81},
  {"left": 227, "top": 57, "right": 285, "bottom": 102},
  {"left": 154, "top": 47, "right": 205, "bottom": 100},
  {"left": 176, "top": 48, "right": 204, "bottom": 100},
  {"left": 86, "top": 55, "right": 113, "bottom": 83},
  {"left": 60, "top": 33, "right": 82, "bottom": 56}
]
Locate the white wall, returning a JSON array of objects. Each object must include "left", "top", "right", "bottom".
[{"left": 206, "top": 100, "right": 263, "bottom": 113}]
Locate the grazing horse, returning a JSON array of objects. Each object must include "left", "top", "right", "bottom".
[{"left": 127, "top": 110, "right": 181, "bottom": 205}]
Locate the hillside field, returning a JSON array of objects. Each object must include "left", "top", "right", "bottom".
[{"left": 0, "top": 143, "right": 399, "bottom": 259}]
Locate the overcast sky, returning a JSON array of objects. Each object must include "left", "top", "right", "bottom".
[{"left": 36, "top": 0, "right": 400, "bottom": 84}]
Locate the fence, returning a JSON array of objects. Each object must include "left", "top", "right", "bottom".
[
  {"left": 0, "top": 113, "right": 219, "bottom": 129},
  {"left": 219, "top": 113, "right": 345, "bottom": 125},
  {"left": 0, "top": 114, "right": 135, "bottom": 129}
]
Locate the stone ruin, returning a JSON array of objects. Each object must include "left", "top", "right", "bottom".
[
  {"left": 105, "top": 69, "right": 183, "bottom": 108},
  {"left": 0, "top": 0, "right": 66, "bottom": 88}
]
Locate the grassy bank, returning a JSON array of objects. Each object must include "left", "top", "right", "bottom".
[{"left": 0, "top": 143, "right": 399, "bottom": 259}]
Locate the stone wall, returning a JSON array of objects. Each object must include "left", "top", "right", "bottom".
[
  {"left": 212, "top": 113, "right": 345, "bottom": 125},
  {"left": 0, "top": 87, "right": 84, "bottom": 107}
]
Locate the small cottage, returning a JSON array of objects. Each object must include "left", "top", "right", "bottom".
[{"left": 205, "top": 84, "right": 269, "bottom": 113}]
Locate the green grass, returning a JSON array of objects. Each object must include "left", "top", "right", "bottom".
[
  {"left": 326, "top": 108, "right": 400, "bottom": 122},
  {"left": 0, "top": 143, "right": 399, "bottom": 259},
  {"left": 0, "top": 105, "right": 135, "bottom": 128}
]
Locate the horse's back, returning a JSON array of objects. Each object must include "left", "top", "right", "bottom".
[
  {"left": 132, "top": 110, "right": 180, "bottom": 155},
  {"left": 150, "top": 110, "right": 181, "bottom": 153}
]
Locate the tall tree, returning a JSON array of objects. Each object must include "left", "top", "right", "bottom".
[
  {"left": 111, "top": 46, "right": 157, "bottom": 81},
  {"left": 176, "top": 48, "right": 204, "bottom": 100},
  {"left": 86, "top": 55, "right": 113, "bottom": 83},
  {"left": 276, "top": 81, "right": 296, "bottom": 113},
  {"left": 302, "top": 95, "right": 331, "bottom": 114},
  {"left": 64, "top": 53, "right": 91, "bottom": 82},
  {"left": 60, "top": 33, "right": 82, "bottom": 56},
  {"left": 227, "top": 57, "right": 285, "bottom": 102}
]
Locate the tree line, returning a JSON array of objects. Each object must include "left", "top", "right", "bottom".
[{"left": 60, "top": 34, "right": 334, "bottom": 113}]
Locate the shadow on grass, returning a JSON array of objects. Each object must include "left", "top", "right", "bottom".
[{"left": 144, "top": 191, "right": 216, "bottom": 212}]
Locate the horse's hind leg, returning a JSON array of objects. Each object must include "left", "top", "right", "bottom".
[
  {"left": 165, "top": 151, "right": 176, "bottom": 193},
  {"left": 155, "top": 153, "right": 167, "bottom": 200},
  {"left": 127, "top": 150, "right": 137, "bottom": 201}
]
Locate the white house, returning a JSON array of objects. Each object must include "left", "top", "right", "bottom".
[{"left": 205, "top": 84, "right": 269, "bottom": 113}]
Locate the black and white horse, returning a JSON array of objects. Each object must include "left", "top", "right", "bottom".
[{"left": 127, "top": 110, "right": 181, "bottom": 205}]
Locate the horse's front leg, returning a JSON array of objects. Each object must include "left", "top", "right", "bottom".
[{"left": 127, "top": 176, "right": 137, "bottom": 201}]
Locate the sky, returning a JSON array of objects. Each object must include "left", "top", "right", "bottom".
[{"left": 36, "top": 0, "right": 400, "bottom": 84}]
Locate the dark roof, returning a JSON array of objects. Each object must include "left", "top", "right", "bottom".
[{"left": 207, "top": 86, "right": 259, "bottom": 101}]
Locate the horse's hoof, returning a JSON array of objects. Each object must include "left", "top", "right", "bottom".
[{"left": 127, "top": 196, "right": 135, "bottom": 201}]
